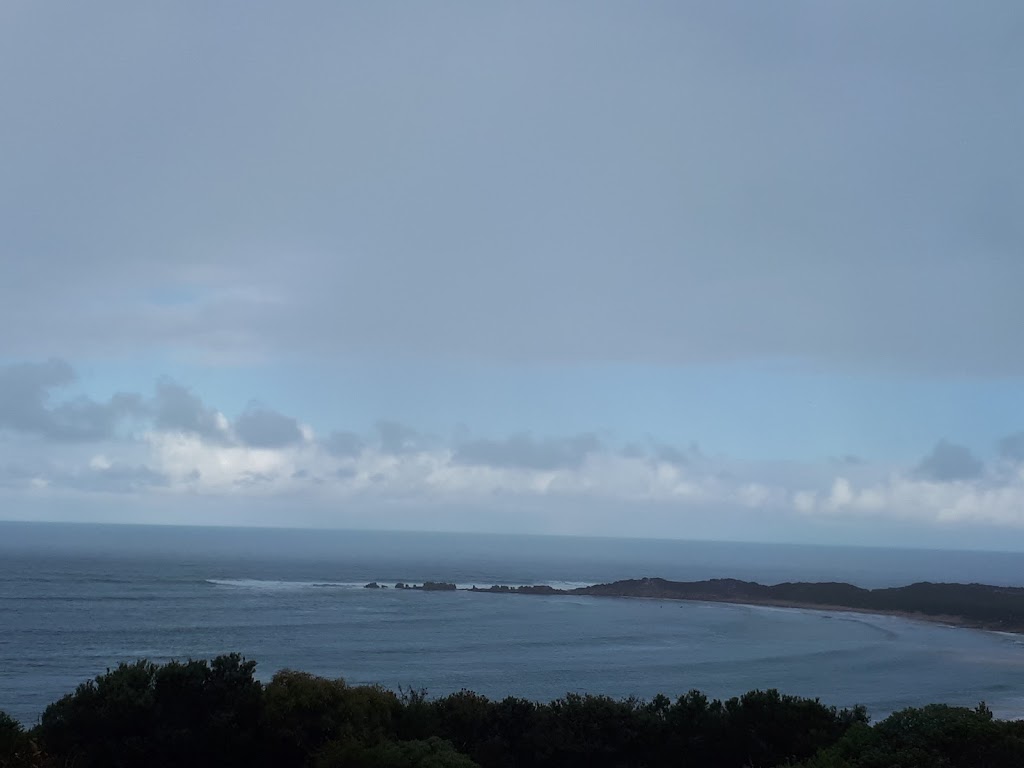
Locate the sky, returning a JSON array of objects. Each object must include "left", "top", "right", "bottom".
[{"left": 1, "top": 2, "right": 1023, "bottom": 548}]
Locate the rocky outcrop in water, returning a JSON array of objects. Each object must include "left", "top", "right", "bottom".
[{"left": 393, "top": 581, "right": 457, "bottom": 591}]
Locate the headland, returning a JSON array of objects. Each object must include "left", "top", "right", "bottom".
[{"left": 368, "top": 576, "right": 1024, "bottom": 633}]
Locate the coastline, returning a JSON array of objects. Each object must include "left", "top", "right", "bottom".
[
  {"left": 606, "top": 596, "right": 996, "bottom": 634},
  {"left": 366, "top": 577, "right": 1024, "bottom": 636}
]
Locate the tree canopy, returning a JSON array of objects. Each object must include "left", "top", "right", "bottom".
[{"left": 2, "top": 655, "right": 1021, "bottom": 768}]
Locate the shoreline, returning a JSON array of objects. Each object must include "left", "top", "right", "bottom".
[
  {"left": 611, "top": 595, "right": 994, "bottom": 634},
  {"left": 473, "top": 588, "right": 1007, "bottom": 634},
  {"left": 369, "top": 577, "right": 1024, "bottom": 635}
]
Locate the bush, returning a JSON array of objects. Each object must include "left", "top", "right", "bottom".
[
  {"left": 1, "top": 711, "right": 39, "bottom": 768},
  {"left": 23, "top": 654, "right": 1024, "bottom": 768},
  {"left": 37, "top": 654, "right": 263, "bottom": 768}
]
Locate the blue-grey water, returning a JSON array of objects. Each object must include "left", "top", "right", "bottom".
[{"left": 3, "top": 521, "right": 1024, "bottom": 726}]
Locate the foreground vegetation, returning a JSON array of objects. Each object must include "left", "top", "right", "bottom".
[{"left": 2, "top": 655, "right": 1022, "bottom": 767}]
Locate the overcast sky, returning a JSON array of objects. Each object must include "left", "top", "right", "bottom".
[{"left": 1, "top": 2, "right": 1022, "bottom": 548}]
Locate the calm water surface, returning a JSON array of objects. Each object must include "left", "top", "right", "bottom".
[{"left": 3, "top": 522, "right": 1024, "bottom": 725}]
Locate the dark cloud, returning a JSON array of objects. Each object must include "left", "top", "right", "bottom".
[
  {"left": 831, "top": 454, "right": 865, "bottom": 466},
  {"left": 0, "top": 6, "right": 1020, "bottom": 374},
  {"left": 235, "top": 470, "right": 277, "bottom": 486},
  {"left": 58, "top": 464, "right": 169, "bottom": 494},
  {"left": 622, "top": 440, "right": 701, "bottom": 465},
  {"left": 153, "top": 379, "right": 224, "bottom": 439},
  {"left": 0, "top": 360, "right": 143, "bottom": 441},
  {"left": 0, "top": 460, "right": 44, "bottom": 489},
  {"left": 998, "top": 432, "right": 1024, "bottom": 462},
  {"left": 234, "top": 407, "right": 303, "bottom": 448},
  {"left": 376, "top": 421, "right": 424, "bottom": 454},
  {"left": 454, "top": 433, "right": 601, "bottom": 471},
  {"left": 323, "top": 430, "right": 365, "bottom": 457},
  {"left": 0, "top": 454, "right": 167, "bottom": 493},
  {"left": 621, "top": 443, "right": 646, "bottom": 459},
  {"left": 653, "top": 444, "right": 689, "bottom": 466},
  {"left": 914, "top": 440, "right": 984, "bottom": 482}
]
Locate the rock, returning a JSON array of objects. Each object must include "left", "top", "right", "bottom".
[{"left": 421, "top": 581, "right": 457, "bottom": 591}]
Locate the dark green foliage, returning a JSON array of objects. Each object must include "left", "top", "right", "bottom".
[
  {"left": 37, "top": 653, "right": 263, "bottom": 768},
  {"left": 539, "top": 692, "right": 653, "bottom": 767},
  {"left": 37, "top": 658, "right": 159, "bottom": 765},
  {"left": 799, "top": 703, "right": 1024, "bottom": 768},
  {"left": 389, "top": 685, "right": 862, "bottom": 768},
  {"left": 716, "top": 689, "right": 868, "bottom": 767},
  {"left": 0, "top": 711, "right": 24, "bottom": 752},
  {"left": 263, "top": 670, "right": 353, "bottom": 762},
  {"left": 1, "top": 710, "right": 41, "bottom": 768},
  {"left": 16, "top": 655, "right": 1024, "bottom": 768},
  {"left": 315, "top": 736, "right": 480, "bottom": 768},
  {"left": 263, "top": 670, "right": 401, "bottom": 764}
]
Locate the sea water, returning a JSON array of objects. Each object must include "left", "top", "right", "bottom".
[{"left": 3, "top": 521, "right": 1024, "bottom": 725}]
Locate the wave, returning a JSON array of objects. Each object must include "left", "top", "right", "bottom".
[
  {"left": 204, "top": 579, "right": 367, "bottom": 591},
  {"left": 204, "top": 578, "right": 596, "bottom": 592}
]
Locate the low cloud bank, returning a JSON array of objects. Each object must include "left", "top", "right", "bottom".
[{"left": 3, "top": 361, "right": 1024, "bottom": 533}]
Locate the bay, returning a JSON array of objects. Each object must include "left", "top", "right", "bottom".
[{"left": 3, "top": 521, "right": 1024, "bottom": 725}]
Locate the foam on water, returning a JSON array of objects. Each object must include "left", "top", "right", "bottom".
[
  {"left": 204, "top": 578, "right": 597, "bottom": 592},
  {"left": 205, "top": 579, "right": 368, "bottom": 591}
]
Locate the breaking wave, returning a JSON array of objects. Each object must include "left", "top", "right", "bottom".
[
  {"left": 205, "top": 578, "right": 596, "bottom": 592},
  {"left": 204, "top": 579, "right": 367, "bottom": 591}
]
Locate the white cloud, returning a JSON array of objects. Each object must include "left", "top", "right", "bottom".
[
  {"left": 6, "top": 358, "right": 1024, "bottom": 538},
  {"left": 88, "top": 454, "right": 112, "bottom": 471},
  {"left": 737, "top": 483, "right": 774, "bottom": 508},
  {"left": 12, "top": 412, "right": 1024, "bottom": 534},
  {"left": 9, "top": 420, "right": 1024, "bottom": 549},
  {"left": 793, "top": 490, "right": 816, "bottom": 514},
  {"left": 119, "top": 428, "right": 725, "bottom": 505},
  {"left": 792, "top": 473, "right": 1024, "bottom": 527},
  {"left": 146, "top": 431, "right": 300, "bottom": 492}
]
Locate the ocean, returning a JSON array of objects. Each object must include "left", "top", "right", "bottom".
[{"left": 3, "top": 521, "right": 1024, "bottom": 726}]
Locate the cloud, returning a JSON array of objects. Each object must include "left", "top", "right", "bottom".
[
  {"left": 0, "top": 359, "right": 143, "bottom": 441},
  {"left": 453, "top": 433, "right": 602, "bottom": 471},
  {"left": 10, "top": 359, "right": 1024, "bottom": 540},
  {"left": 651, "top": 442, "right": 702, "bottom": 466},
  {"left": 236, "top": 470, "right": 277, "bottom": 487},
  {"left": 323, "top": 430, "right": 364, "bottom": 457},
  {"left": 233, "top": 406, "right": 304, "bottom": 449},
  {"left": 0, "top": 5, "right": 1021, "bottom": 374},
  {"left": 0, "top": 360, "right": 315, "bottom": 456},
  {"left": 998, "top": 432, "right": 1024, "bottom": 462},
  {"left": 153, "top": 379, "right": 226, "bottom": 439},
  {"left": 620, "top": 440, "right": 701, "bottom": 466},
  {"left": 913, "top": 440, "right": 984, "bottom": 482},
  {"left": 833, "top": 454, "right": 864, "bottom": 466},
  {"left": 0, "top": 452, "right": 168, "bottom": 494},
  {"left": 144, "top": 431, "right": 305, "bottom": 492},
  {"left": 793, "top": 471, "right": 1024, "bottom": 529},
  {"left": 376, "top": 421, "right": 426, "bottom": 454},
  {"left": 55, "top": 462, "right": 169, "bottom": 494},
  {"left": 0, "top": 459, "right": 47, "bottom": 489}
]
